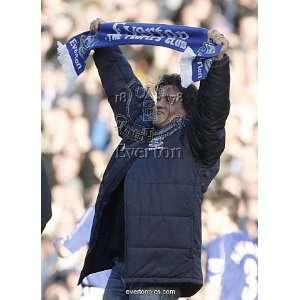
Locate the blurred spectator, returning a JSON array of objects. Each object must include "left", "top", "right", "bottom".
[
  {"left": 198, "top": 191, "right": 258, "bottom": 300},
  {"left": 53, "top": 205, "right": 111, "bottom": 299},
  {"left": 42, "top": 1, "right": 258, "bottom": 299},
  {"left": 44, "top": 282, "right": 70, "bottom": 300},
  {"left": 51, "top": 13, "right": 76, "bottom": 42}
]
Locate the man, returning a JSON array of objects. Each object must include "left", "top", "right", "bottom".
[
  {"left": 201, "top": 191, "right": 258, "bottom": 300},
  {"left": 78, "top": 18, "right": 230, "bottom": 300}
]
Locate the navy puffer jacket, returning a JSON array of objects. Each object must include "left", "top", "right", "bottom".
[{"left": 79, "top": 46, "right": 230, "bottom": 297}]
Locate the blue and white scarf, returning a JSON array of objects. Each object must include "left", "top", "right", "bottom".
[{"left": 57, "top": 22, "right": 222, "bottom": 88}]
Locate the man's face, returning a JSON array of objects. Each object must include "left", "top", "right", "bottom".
[{"left": 153, "top": 84, "right": 185, "bottom": 128}]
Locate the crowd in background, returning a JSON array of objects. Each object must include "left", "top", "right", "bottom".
[{"left": 41, "top": 0, "right": 258, "bottom": 299}]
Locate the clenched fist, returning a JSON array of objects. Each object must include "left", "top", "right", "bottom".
[
  {"left": 90, "top": 17, "right": 105, "bottom": 33},
  {"left": 208, "top": 29, "right": 229, "bottom": 61}
]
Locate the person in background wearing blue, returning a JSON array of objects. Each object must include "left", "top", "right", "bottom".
[
  {"left": 78, "top": 18, "right": 230, "bottom": 300},
  {"left": 202, "top": 191, "right": 258, "bottom": 300},
  {"left": 54, "top": 205, "right": 111, "bottom": 300}
]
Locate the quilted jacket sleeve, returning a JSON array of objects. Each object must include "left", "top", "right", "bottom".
[
  {"left": 93, "top": 47, "right": 154, "bottom": 142},
  {"left": 195, "top": 54, "right": 230, "bottom": 167}
]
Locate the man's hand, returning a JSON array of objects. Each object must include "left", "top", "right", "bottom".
[
  {"left": 90, "top": 17, "right": 105, "bottom": 33},
  {"left": 208, "top": 29, "right": 229, "bottom": 61}
]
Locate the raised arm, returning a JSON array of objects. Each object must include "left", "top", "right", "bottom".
[
  {"left": 91, "top": 19, "right": 154, "bottom": 142},
  {"left": 53, "top": 206, "right": 95, "bottom": 257},
  {"left": 191, "top": 30, "right": 230, "bottom": 167}
]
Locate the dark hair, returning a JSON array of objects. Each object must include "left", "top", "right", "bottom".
[
  {"left": 155, "top": 74, "right": 197, "bottom": 113},
  {"left": 155, "top": 74, "right": 204, "bottom": 161},
  {"left": 206, "top": 190, "right": 240, "bottom": 223}
]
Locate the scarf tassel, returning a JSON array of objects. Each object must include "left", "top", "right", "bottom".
[{"left": 57, "top": 41, "right": 78, "bottom": 81}]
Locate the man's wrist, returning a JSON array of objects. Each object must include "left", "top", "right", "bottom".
[
  {"left": 212, "top": 54, "right": 229, "bottom": 68},
  {"left": 215, "top": 53, "right": 225, "bottom": 61}
]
